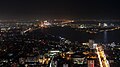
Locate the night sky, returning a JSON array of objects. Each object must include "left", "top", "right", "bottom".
[{"left": 0, "top": 0, "right": 120, "bottom": 19}]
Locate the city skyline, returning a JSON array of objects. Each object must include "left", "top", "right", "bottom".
[{"left": 0, "top": 0, "right": 120, "bottom": 66}]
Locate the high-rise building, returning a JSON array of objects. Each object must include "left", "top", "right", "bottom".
[
  {"left": 88, "top": 60, "right": 94, "bottom": 67},
  {"left": 89, "top": 40, "right": 94, "bottom": 49}
]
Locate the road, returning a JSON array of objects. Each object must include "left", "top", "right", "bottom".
[{"left": 96, "top": 45, "right": 110, "bottom": 67}]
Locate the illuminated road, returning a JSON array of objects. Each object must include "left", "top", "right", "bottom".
[
  {"left": 96, "top": 47, "right": 103, "bottom": 67},
  {"left": 96, "top": 45, "right": 110, "bottom": 67}
]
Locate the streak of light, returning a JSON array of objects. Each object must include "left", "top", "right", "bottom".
[{"left": 96, "top": 47, "right": 103, "bottom": 67}]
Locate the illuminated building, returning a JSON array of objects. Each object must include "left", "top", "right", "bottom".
[
  {"left": 103, "top": 23, "right": 108, "bottom": 27},
  {"left": 89, "top": 40, "right": 94, "bottom": 49},
  {"left": 88, "top": 60, "right": 94, "bottom": 67}
]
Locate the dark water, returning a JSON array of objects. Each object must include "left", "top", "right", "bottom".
[{"left": 44, "top": 27, "right": 120, "bottom": 43}]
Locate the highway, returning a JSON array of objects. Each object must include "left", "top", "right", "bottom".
[{"left": 96, "top": 45, "right": 110, "bottom": 67}]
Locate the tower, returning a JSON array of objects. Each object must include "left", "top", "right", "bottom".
[{"left": 89, "top": 40, "right": 94, "bottom": 49}]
